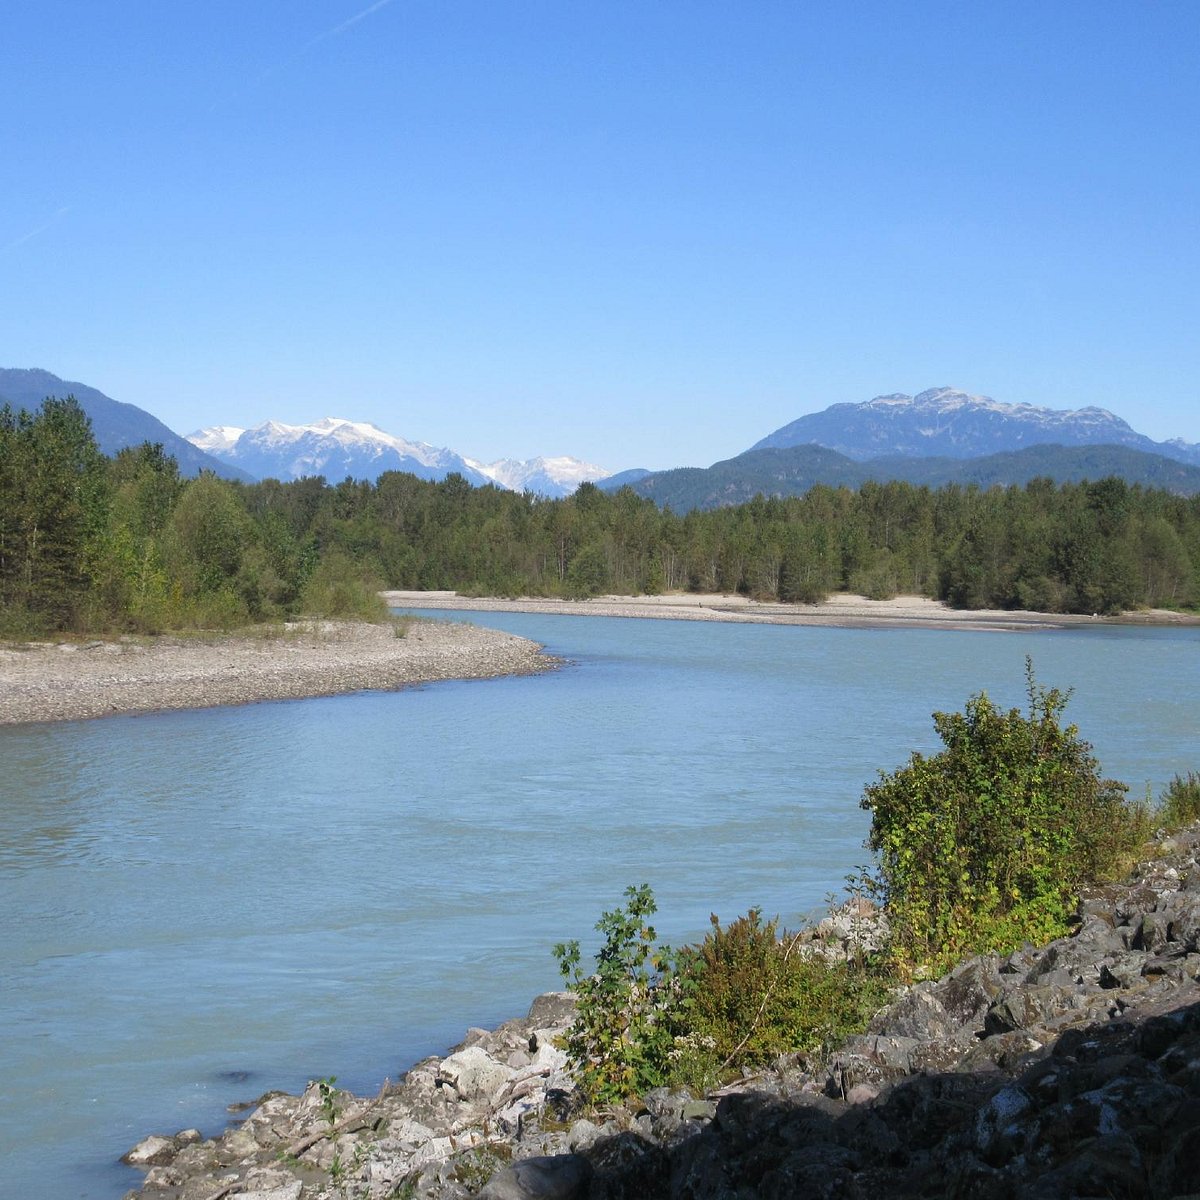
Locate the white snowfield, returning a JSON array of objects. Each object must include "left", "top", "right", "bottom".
[
  {"left": 464, "top": 453, "right": 608, "bottom": 493},
  {"left": 186, "top": 424, "right": 245, "bottom": 454}
]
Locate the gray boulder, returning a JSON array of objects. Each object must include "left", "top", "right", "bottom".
[{"left": 478, "top": 1153, "right": 592, "bottom": 1199}]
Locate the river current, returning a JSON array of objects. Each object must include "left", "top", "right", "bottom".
[{"left": 1, "top": 611, "right": 1196, "bottom": 1198}]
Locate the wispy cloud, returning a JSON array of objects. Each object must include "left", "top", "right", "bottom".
[
  {"left": 211, "top": 1, "right": 398, "bottom": 111},
  {"left": 2, "top": 206, "right": 71, "bottom": 256},
  {"left": 304, "top": 0, "right": 396, "bottom": 51}
]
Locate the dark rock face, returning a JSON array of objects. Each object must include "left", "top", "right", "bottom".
[{"left": 122, "top": 826, "right": 1200, "bottom": 1200}]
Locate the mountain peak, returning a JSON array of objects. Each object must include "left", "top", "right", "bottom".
[{"left": 751, "top": 387, "right": 1168, "bottom": 462}]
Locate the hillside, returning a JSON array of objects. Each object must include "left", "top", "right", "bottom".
[
  {"left": 628, "top": 442, "right": 1200, "bottom": 511},
  {"left": 0, "top": 368, "right": 251, "bottom": 481}
]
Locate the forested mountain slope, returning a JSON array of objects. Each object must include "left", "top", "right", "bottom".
[
  {"left": 0, "top": 368, "right": 251, "bottom": 481},
  {"left": 628, "top": 442, "right": 1200, "bottom": 512}
]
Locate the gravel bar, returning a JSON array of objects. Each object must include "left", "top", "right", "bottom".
[
  {"left": 0, "top": 619, "right": 557, "bottom": 726},
  {"left": 383, "top": 589, "right": 1200, "bottom": 632}
]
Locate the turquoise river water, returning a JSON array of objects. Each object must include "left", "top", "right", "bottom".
[{"left": 0, "top": 610, "right": 1197, "bottom": 1198}]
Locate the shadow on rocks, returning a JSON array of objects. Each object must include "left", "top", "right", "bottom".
[{"left": 562, "top": 998, "right": 1200, "bottom": 1200}]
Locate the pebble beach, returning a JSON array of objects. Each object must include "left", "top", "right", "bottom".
[
  {"left": 0, "top": 618, "right": 554, "bottom": 726},
  {"left": 4, "top": 593, "right": 1195, "bottom": 727}
]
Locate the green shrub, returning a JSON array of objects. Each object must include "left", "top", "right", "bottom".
[
  {"left": 553, "top": 891, "right": 890, "bottom": 1105},
  {"left": 298, "top": 551, "right": 388, "bottom": 621},
  {"left": 861, "top": 659, "right": 1143, "bottom": 974},
  {"left": 1159, "top": 771, "right": 1200, "bottom": 830},
  {"left": 182, "top": 583, "right": 251, "bottom": 630},
  {"left": 0, "top": 604, "right": 41, "bottom": 641},
  {"left": 553, "top": 885, "right": 682, "bottom": 1106},
  {"left": 676, "top": 910, "right": 888, "bottom": 1071}
]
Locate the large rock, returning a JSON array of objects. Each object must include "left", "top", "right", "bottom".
[
  {"left": 478, "top": 1153, "right": 592, "bottom": 1199},
  {"left": 928, "top": 955, "right": 1004, "bottom": 1028},
  {"left": 122, "top": 1135, "right": 180, "bottom": 1166},
  {"left": 437, "top": 1045, "right": 517, "bottom": 1103},
  {"left": 869, "top": 984, "right": 958, "bottom": 1041}
]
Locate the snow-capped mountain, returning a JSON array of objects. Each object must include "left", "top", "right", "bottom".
[
  {"left": 465, "top": 455, "right": 609, "bottom": 498},
  {"left": 187, "top": 417, "right": 609, "bottom": 495},
  {"left": 751, "top": 387, "right": 1200, "bottom": 466},
  {"left": 187, "top": 418, "right": 493, "bottom": 486}
]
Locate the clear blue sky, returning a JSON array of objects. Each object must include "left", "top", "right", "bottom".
[{"left": 3, "top": 1, "right": 1197, "bottom": 471}]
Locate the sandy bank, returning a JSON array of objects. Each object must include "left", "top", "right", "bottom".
[
  {"left": 0, "top": 619, "right": 555, "bottom": 726},
  {"left": 383, "top": 590, "right": 1200, "bottom": 632}
]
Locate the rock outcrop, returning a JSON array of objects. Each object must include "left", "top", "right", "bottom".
[{"left": 124, "top": 825, "right": 1200, "bottom": 1200}]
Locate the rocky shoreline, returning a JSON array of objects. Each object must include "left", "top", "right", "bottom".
[
  {"left": 123, "top": 823, "right": 1200, "bottom": 1200},
  {"left": 0, "top": 619, "right": 556, "bottom": 726}
]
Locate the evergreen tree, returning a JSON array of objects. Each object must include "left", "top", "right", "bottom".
[{"left": 0, "top": 396, "right": 109, "bottom": 629}]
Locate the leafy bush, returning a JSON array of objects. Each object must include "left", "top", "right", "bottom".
[
  {"left": 553, "top": 891, "right": 889, "bottom": 1105},
  {"left": 676, "top": 910, "right": 888, "bottom": 1071},
  {"left": 553, "top": 885, "right": 682, "bottom": 1106},
  {"left": 1159, "top": 770, "right": 1200, "bottom": 830},
  {"left": 862, "top": 659, "right": 1144, "bottom": 973},
  {"left": 298, "top": 551, "right": 388, "bottom": 621}
]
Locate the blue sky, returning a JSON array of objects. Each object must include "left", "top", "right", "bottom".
[{"left": 3, "top": 2, "right": 1197, "bottom": 471}]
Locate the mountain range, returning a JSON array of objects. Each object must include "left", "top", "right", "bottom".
[
  {"left": 0, "top": 368, "right": 607, "bottom": 497},
  {"left": 188, "top": 418, "right": 494, "bottom": 488},
  {"left": 750, "top": 386, "right": 1200, "bottom": 467},
  {"left": 612, "top": 388, "right": 1200, "bottom": 509},
  {"left": 6, "top": 370, "right": 1200, "bottom": 509},
  {"left": 187, "top": 419, "right": 609, "bottom": 499}
]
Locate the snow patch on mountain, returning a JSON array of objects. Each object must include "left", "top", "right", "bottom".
[
  {"left": 188, "top": 425, "right": 245, "bottom": 455},
  {"left": 466, "top": 455, "right": 609, "bottom": 498}
]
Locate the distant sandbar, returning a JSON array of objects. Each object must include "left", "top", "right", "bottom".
[{"left": 383, "top": 590, "right": 1200, "bottom": 633}]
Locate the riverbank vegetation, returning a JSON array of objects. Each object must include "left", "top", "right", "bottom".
[
  {"left": 3, "top": 394, "right": 1199, "bottom": 636},
  {"left": 0, "top": 397, "right": 387, "bottom": 636},
  {"left": 861, "top": 661, "right": 1150, "bottom": 974},
  {"left": 553, "top": 885, "right": 891, "bottom": 1105},
  {"left": 554, "top": 666, "right": 1186, "bottom": 1106}
]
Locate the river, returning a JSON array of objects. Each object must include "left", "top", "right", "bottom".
[{"left": 0, "top": 611, "right": 1196, "bottom": 1198}]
